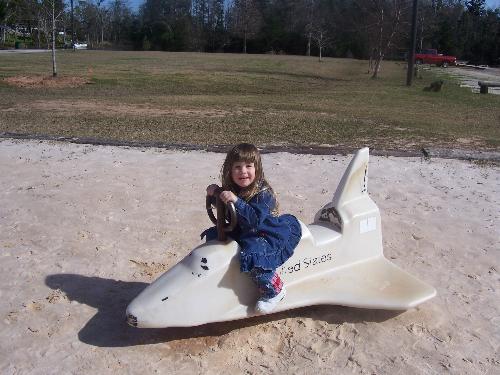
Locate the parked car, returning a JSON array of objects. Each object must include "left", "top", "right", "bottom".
[
  {"left": 73, "top": 42, "right": 88, "bottom": 50},
  {"left": 414, "top": 49, "right": 456, "bottom": 67}
]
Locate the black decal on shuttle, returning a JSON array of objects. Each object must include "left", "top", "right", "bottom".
[
  {"left": 362, "top": 165, "right": 368, "bottom": 193},
  {"left": 200, "top": 257, "right": 209, "bottom": 270},
  {"left": 279, "top": 252, "right": 334, "bottom": 275}
]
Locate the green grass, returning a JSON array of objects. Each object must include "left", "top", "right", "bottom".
[{"left": 0, "top": 50, "right": 499, "bottom": 150}]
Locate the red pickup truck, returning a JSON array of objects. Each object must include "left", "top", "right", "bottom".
[{"left": 414, "top": 49, "right": 457, "bottom": 67}]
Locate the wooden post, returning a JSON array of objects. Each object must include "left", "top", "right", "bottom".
[{"left": 406, "top": 0, "right": 418, "bottom": 86}]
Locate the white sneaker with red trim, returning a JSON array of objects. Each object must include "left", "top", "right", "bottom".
[{"left": 255, "top": 286, "right": 286, "bottom": 314}]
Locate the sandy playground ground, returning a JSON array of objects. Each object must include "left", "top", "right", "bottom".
[{"left": 0, "top": 139, "right": 498, "bottom": 374}]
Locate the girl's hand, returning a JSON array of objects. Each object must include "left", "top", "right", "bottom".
[
  {"left": 219, "top": 190, "right": 237, "bottom": 204},
  {"left": 206, "top": 184, "right": 220, "bottom": 196}
]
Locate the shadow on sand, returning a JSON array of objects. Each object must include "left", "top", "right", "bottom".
[{"left": 45, "top": 273, "right": 402, "bottom": 348}]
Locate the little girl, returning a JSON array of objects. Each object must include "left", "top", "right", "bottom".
[{"left": 202, "top": 143, "right": 302, "bottom": 314}]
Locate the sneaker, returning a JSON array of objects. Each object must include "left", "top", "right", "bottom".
[{"left": 255, "top": 286, "right": 286, "bottom": 314}]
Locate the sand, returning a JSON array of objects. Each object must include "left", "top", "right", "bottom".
[{"left": 0, "top": 139, "right": 498, "bottom": 374}]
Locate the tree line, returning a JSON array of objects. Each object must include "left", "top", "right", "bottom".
[{"left": 1, "top": 0, "right": 499, "bottom": 65}]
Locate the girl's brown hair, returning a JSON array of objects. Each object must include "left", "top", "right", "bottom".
[{"left": 220, "top": 143, "right": 278, "bottom": 214}]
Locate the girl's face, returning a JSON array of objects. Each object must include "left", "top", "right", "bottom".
[{"left": 231, "top": 161, "right": 256, "bottom": 188}]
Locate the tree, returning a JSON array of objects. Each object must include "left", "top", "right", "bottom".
[
  {"left": 140, "top": 0, "right": 192, "bottom": 51},
  {"left": 0, "top": 0, "right": 8, "bottom": 45},
  {"left": 307, "top": 0, "right": 334, "bottom": 60},
  {"left": 227, "top": 0, "right": 262, "bottom": 53},
  {"left": 2, "top": 0, "right": 497, "bottom": 65},
  {"left": 38, "top": 0, "right": 64, "bottom": 76},
  {"left": 304, "top": 0, "right": 315, "bottom": 56},
  {"left": 192, "top": 0, "right": 225, "bottom": 51},
  {"left": 466, "top": 0, "right": 486, "bottom": 17},
  {"left": 354, "top": 0, "right": 406, "bottom": 78},
  {"left": 1, "top": 0, "right": 24, "bottom": 46},
  {"left": 312, "top": 27, "right": 330, "bottom": 61},
  {"left": 95, "top": 0, "right": 106, "bottom": 46},
  {"left": 109, "top": 0, "right": 132, "bottom": 46},
  {"left": 206, "top": 0, "right": 225, "bottom": 51}
]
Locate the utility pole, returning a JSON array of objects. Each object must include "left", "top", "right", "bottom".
[
  {"left": 71, "top": 0, "right": 75, "bottom": 48},
  {"left": 406, "top": 0, "right": 418, "bottom": 86}
]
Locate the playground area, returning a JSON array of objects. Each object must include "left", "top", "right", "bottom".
[{"left": 0, "top": 138, "right": 498, "bottom": 374}]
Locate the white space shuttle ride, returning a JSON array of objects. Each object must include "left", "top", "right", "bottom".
[{"left": 126, "top": 148, "right": 436, "bottom": 328}]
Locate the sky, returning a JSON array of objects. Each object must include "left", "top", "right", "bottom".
[{"left": 125, "top": 0, "right": 500, "bottom": 12}]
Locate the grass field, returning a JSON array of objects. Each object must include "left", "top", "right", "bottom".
[{"left": 0, "top": 50, "right": 499, "bottom": 151}]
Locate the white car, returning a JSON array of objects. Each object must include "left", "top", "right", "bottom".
[{"left": 73, "top": 43, "right": 87, "bottom": 50}]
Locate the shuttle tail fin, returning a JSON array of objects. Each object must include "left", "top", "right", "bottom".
[
  {"left": 333, "top": 147, "right": 369, "bottom": 208},
  {"left": 314, "top": 148, "right": 371, "bottom": 227}
]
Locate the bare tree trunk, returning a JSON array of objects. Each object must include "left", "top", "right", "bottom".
[
  {"left": 100, "top": 11, "right": 104, "bottom": 46},
  {"left": 313, "top": 29, "right": 329, "bottom": 62},
  {"left": 371, "top": 5, "right": 401, "bottom": 79},
  {"left": 306, "top": 32, "right": 311, "bottom": 56},
  {"left": 372, "top": 56, "right": 382, "bottom": 78},
  {"left": 371, "top": 8, "right": 384, "bottom": 79},
  {"left": 243, "top": 30, "right": 247, "bottom": 53},
  {"left": 41, "top": 18, "right": 50, "bottom": 50},
  {"left": 318, "top": 36, "right": 322, "bottom": 62},
  {"left": 368, "top": 47, "right": 374, "bottom": 72},
  {"left": 306, "top": 0, "right": 315, "bottom": 56},
  {"left": 52, "top": 3, "right": 57, "bottom": 77},
  {"left": 372, "top": 50, "right": 383, "bottom": 78},
  {"left": 419, "top": 15, "right": 424, "bottom": 52}
]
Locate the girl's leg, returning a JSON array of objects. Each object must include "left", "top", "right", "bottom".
[
  {"left": 250, "top": 268, "right": 283, "bottom": 299},
  {"left": 251, "top": 268, "right": 286, "bottom": 314}
]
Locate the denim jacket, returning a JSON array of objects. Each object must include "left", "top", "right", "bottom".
[{"left": 202, "top": 188, "right": 302, "bottom": 272}]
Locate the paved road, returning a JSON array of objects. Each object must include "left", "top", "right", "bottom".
[
  {"left": 0, "top": 49, "right": 50, "bottom": 54},
  {"left": 444, "top": 66, "right": 500, "bottom": 95}
]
